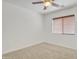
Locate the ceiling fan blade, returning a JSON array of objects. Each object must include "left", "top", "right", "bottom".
[
  {"left": 52, "top": 2, "right": 64, "bottom": 7},
  {"left": 32, "top": 1, "right": 43, "bottom": 4},
  {"left": 43, "top": 6, "right": 47, "bottom": 10}
]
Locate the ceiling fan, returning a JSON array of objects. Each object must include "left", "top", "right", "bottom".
[{"left": 32, "top": 0, "right": 64, "bottom": 10}]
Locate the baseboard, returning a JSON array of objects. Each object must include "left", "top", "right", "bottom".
[
  {"left": 45, "top": 41, "right": 76, "bottom": 50},
  {"left": 3, "top": 41, "right": 44, "bottom": 55},
  {"left": 3, "top": 41, "right": 76, "bottom": 55}
]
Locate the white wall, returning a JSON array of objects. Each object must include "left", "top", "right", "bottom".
[
  {"left": 43, "top": 6, "right": 77, "bottom": 49},
  {"left": 2, "top": 1, "right": 45, "bottom": 54}
]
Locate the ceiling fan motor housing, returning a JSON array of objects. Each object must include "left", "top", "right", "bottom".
[{"left": 43, "top": 0, "right": 53, "bottom": 2}]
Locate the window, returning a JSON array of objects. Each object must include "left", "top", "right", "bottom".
[{"left": 52, "top": 15, "right": 75, "bottom": 34}]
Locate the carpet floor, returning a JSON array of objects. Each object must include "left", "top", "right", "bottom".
[{"left": 3, "top": 42, "right": 76, "bottom": 59}]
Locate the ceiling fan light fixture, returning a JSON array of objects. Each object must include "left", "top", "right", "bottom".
[{"left": 44, "top": 2, "right": 51, "bottom": 6}]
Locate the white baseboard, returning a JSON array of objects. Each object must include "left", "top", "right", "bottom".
[{"left": 3, "top": 41, "right": 44, "bottom": 54}]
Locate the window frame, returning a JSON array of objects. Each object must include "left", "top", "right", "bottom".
[{"left": 52, "top": 14, "right": 75, "bottom": 35}]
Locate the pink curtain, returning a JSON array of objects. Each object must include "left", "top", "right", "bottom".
[{"left": 53, "top": 15, "right": 75, "bottom": 34}]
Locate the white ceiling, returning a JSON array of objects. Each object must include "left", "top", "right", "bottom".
[{"left": 3, "top": 0, "right": 76, "bottom": 14}]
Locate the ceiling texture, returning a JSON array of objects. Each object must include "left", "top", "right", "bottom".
[{"left": 3, "top": 0, "right": 76, "bottom": 14}]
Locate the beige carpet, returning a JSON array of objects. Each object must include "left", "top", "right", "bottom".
[{"left": 3, "top": 42, "right": 76, "bottom": 59}]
